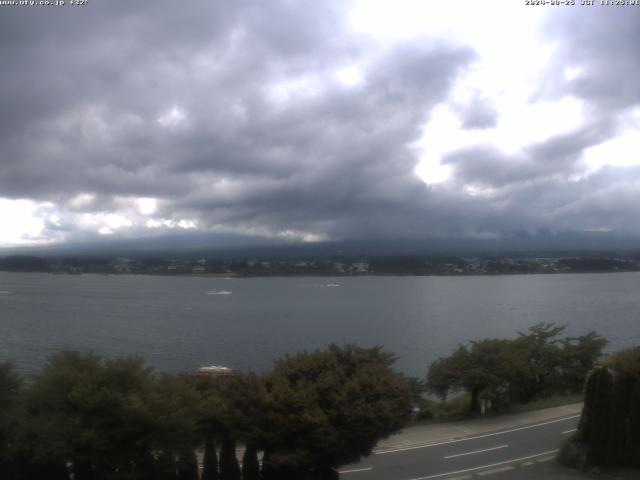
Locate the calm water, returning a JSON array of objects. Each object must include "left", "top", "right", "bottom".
[{"left": 1, "top": 272, "right": 640, "bottom": 377}]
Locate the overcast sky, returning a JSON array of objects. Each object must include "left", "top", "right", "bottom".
[{"left": 1, "top": 0, "right": 639, "bottom": 247}]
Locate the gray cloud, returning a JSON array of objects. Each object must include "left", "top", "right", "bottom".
[
  {"left": 455, "top": 94, "right": 498, "bottom": 129},
  {"left": 444, "top": 117, "right": 616, "bottom": 188},
  {"left": 1, "top": 2, "right": 640, "bottom": 245},
  {"left": 0, "top": 1, "right": 480, "bottom": 242},
  {"left": 540, "top": 6, "right": 640, "bottom": 112}
]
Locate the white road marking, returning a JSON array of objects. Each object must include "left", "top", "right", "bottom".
[
  {"left": 536, "top": 455, "right": 556, "bottom": 463},
  {"left": 562, "top": 428, "right": 577, "bottom": 434},
  {"left": 407, "top": 449, "right": 559, "bottom": 480},
  {"left": 339, "top": 467, "right": 373, "bottom": 474},
  {"left": 477, "top": 466, "right": 514, "bottom": 476},
  {"left": 444, "top": 444, "right": 508, "bottom": 459},
  {"left": 376, "top": 415, "right": 580, "bottom": 455}
]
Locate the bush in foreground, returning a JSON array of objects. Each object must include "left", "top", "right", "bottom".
[
  {"left": 1, "top": 344, "right": 411, "bottom": 480},
  {"left": 560, "top": 346, "right": 640, "bottom": 470}
]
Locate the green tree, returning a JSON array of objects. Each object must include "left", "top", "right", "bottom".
[
  {"left": 0, "top": 361, "right": 22, "bottom": 479},
  {"left": 580, "top": 367, "right": 613, "bottom": 465},
  {"left": 559, "top": 331, "right": 608, "bottom": 392},
  {"left": 427, "top": 340, "right": 521, "bottom": 413},
  {"left": 201, "top": 434, "right": 219, "bottom": 480},
  {"left": 511, "top": 322, "right": 566, "bottom": 401},
  {"left": 22, "top": 351, "right": 199, "bottom": 480},
  {"left": 176, "top": 449, "right": 199, "bottom": 480},
  {"left": 261, "top": 344, "right": 411, "bottom": 476},
  {"left": 563, "top": 346, "right": 640, "bottom": 468},
  {"left": 190, "top": 372, "right": 266, "bottom": 479},
  {"left": 241, "top": 444, "right": 261, "bottom": 480},
  {"left": 219, "top": 434, "right": 241, "bottom": 480},
  {"left": 426, "top": 323, "right": 603, "bottom": 412}
]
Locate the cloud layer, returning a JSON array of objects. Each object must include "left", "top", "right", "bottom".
[{"left": 1, "top": 2, "right": 639, "bottom": 246}]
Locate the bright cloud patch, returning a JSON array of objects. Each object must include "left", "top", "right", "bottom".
[
  {"left": 0, "top": 199, "right": 49, "bottom": 246},
  {"left": 137, "top": 198, "right": 157, "bottom": 215},
  {"left": 157, "top": 107, "right": 186, "bottom": 128}
]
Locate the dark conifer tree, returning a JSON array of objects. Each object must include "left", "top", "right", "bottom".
[
  {"left": 177, "top": 450, "right": 199, "bottom": 480},
  {"left": 20, "top": 460, "right": 70, "bottom": 480},
  {"left": 201, "top": 435, "right": 219, "bottom": 480},
  {"left": 154, "top": 451, "right": 178, "bottom": 480},
  {"left": 628, "top": 378, "right": 640, "bottom": 467},
  {"left": 241, "top": 444, "right": 261, "bottom": 480},
  {"left": 260, "top": 449, "right": 276, "bottom": 480},
  {"left": 583, "top": 367, "right": 613, "bottom": 465},
  {"left": 219, "top": 434, "right": 241, "bottom": 480}
]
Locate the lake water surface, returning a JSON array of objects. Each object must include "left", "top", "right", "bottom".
[{"left": 1, "top": 272, "right": 640, "bottom": 377}]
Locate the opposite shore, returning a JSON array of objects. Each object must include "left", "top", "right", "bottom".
[{"left": 2, "top": 253, "right": 640, "bottom": 277}]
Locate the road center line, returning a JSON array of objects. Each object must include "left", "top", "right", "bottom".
[
  {"left": 376, "top": 415, "right": 580, "bottom": 455},
  {"left": 408, "top": 449, "right": 559, "bottom": 480},
  {"left": 339, "top": 467, "right": 373, "bottom": 474},
  {"left": 444, "top": 444, "right": 508, "bottom": 459},
  {"left": 562, "top": 428, "right": 577, "bottom": 434}
]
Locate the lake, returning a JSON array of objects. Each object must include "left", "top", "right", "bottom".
[{"left": 1, "top": 272, "right": 639, "bottom": 378}]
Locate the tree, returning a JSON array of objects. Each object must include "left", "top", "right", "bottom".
[
  {"left": 242, "top": 444, "right": 261, "bottom": 480},
  {"left": 427, "top": 340, "right": 521, "bottom": 413},
  {"left": 201, "top": 434, "right": 219, "bottom": 480},
  {"left": 558, "top": 331, "right": 608, "bottom": 392},
  {"left": 0, "top": 361, "right": 22, "bottom": 479},
  {"left": 219, "top": 434, "right": 241, "bottom": 480},
  {"left": 22, "top": 351, "right": 199, "bottom": 480},
  {"left": 261, "top": 344, "right": 411, "bottom": 476},
  {"left": 190, "top": 372, "right": 267, "bottom": 479},
  {"left": 177, "top": 449, "right": 199, "bottom": 480},
  {"left": 511, "top": 323, "right": 567, "bottom": 401},
  {"left": 426, "top": 323, "right": 604, "bottom": 413},
  {"left": 566, "top": 347, "right": 640, "bottom": 468}
]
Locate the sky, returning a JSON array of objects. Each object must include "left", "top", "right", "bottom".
[{"left": 1, "top": 0, "right": 640, "bottom": 248}]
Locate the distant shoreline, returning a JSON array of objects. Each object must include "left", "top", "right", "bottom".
[
  {"left": 2, "top": 269, "right": 639, "bottom": 278},
  {"left": 2, "top": 253, "right": 639, "bottom": 277}
]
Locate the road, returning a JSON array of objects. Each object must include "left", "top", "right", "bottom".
[{"left": 340, "top": 413, "right": 580, "bottom": 480}]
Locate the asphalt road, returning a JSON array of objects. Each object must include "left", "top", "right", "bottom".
[{"left": 339, "top": 414, "right": 581, "bottom": 480}]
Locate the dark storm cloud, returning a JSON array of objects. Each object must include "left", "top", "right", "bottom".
[
  {"left": 541, "top": 5, "right": 640, "bottom": 111},
  {"left": 444, "top": 118, "right": 616, "bottom": 188},
  {"left": 0, "top": 0, "right": 481, "bottom": 241},
  {"left": 2, "top": 1, "right": 640, "bottom": 244}
]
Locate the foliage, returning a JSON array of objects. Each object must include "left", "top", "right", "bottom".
[
  {"left": 558, "top": 331, "right": 609, "bottom": 393},
  {"left": 426, "top": 323, "right": 607, "bottom": 413},
  {"left": 511, "top": 322, "right": 567, "bottom": 401},
  {"left": 177, "top": 449, "right": 199, "bottom": 480},
  {"left": 568, "top": 346, "right": 640, "bottom": 468},
  {"left": 241, "top": 444, "right": 261, "bottom": 480},
  {"left": 17, "top": 351, "right": 200, "bottom": 479},
  {"left": 0, "top": 361, "right": 22, "bottom": 477},
  {"left": 2, "top": 344, "right": 411, "bottom": 478},
  {"left": 261, "top": 344, "right": 411, "bottom": 472},
  {"left": 427, "top": 339, "right": 523, "bottom": 412},
  {"left": 201, "top": 435, "right": 219, "bottom": 480},
  {"left": 219, "top": 434, "right": 241, "bottom": 480}
]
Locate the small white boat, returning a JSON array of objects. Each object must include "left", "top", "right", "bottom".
[{"left": 197, "top": 365, "right": 235, "bottom": 376}]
